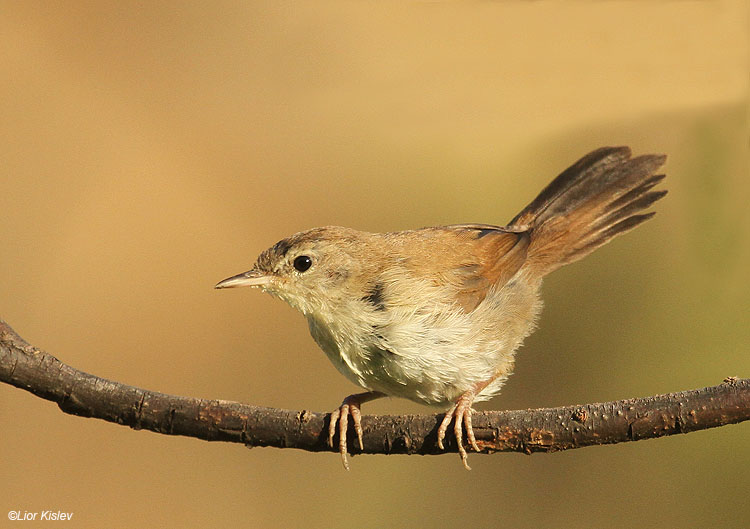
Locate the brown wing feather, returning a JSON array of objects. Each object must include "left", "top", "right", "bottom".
[{"left": 436, "top": 226, "right": 531, "bottom": 312}]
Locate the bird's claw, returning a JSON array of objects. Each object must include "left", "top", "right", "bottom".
[
  {"left": 328, "top": 394, "right": 370, "bottom": 470},
  {"left": 437, "top": 394, "right": 481, "bottom": 470}
]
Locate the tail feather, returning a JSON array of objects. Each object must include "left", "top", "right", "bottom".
[
  {"left": 593, "top": 188, "right": 667, "bottom": 235},
  {"left": 571, "top": 211, "right": 655, "bottom": 262},
  {"left": 510, "top": 146, "right": 632, "bottom": 227},
  {"left": 514, "top": 147, "right": 667, "bottom": 276},
  {"left": 604, "top": 173, "right": 666, "bottom": 214}
]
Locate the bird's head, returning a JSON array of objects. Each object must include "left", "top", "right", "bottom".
[{"left": 215, "top": 226, "right": 372, "bottom": 315}]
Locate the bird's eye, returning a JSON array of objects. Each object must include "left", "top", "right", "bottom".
[{"left": 293, "top": 255, "right": 312, "bottom": 272}]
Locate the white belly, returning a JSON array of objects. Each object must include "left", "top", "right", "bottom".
[{"left": 306, "top": 276, "right": 542, "bottom": 407}]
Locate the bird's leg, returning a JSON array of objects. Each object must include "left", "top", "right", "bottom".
[
  {"left": 328, "top": 391, "right": 385, "bottom": 470},
  {"left": 437, "top": 378, "right": 496, "bottom": 470}
]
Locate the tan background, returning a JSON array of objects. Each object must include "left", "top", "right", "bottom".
[{"left": 1, "top": 2, "right": 748, "bottom": 528}]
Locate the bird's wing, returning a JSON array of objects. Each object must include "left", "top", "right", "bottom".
[{"left": 427, "top": 225, "right": 531, "bottom": 312}]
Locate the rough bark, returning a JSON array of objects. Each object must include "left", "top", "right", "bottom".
[{"left": 1, "top": 319, "right": 747, "bottom": 458}]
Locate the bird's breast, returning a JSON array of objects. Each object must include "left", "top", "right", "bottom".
[{"left": 303, "top": 274, "right": 542, "bottom": 406}]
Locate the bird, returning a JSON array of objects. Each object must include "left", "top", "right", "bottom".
[{"left": 216, "top": 146, "right": 667, "bottom": 469}]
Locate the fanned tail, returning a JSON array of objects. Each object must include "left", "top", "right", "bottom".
[{"left": 512, "top": 146, "right": 667, "bottom": 276}]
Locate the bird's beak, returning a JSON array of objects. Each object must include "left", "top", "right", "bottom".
[{"left": 215, "top": 269, "right": 272, "bottom": 289}]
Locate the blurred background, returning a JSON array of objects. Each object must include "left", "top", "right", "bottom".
[{"left": 1, "top": 1, "right": 747, "bottom": 528}]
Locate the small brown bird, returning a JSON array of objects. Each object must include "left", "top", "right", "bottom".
[{"left": 216, "top": 146, "right": 667, "bottom": 469}]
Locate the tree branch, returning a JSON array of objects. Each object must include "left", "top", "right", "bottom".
[{"left": 1, "top": 319, "right": 748, "bottom": 458}]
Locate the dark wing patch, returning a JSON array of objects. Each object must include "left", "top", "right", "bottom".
[{"left": 362, "top": 282, "right": 387, "bottom": 311}]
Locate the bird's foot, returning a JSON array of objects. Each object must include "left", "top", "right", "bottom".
[
  {"left": 437, "top": 390, "right": 480, "bottom": 470},
  {"left": 328, "top": 391, "right": 384, "bottom": 470}
]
